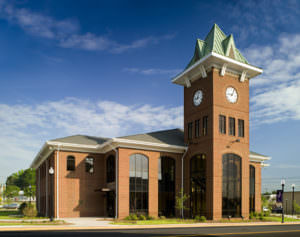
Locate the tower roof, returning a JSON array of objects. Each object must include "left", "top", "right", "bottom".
[{"left": 186, "top": 24, "right": 248, "bottom": 69}]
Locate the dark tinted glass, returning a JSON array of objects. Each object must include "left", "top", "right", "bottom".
[
  {"left": 222, "top": 153, "right": 241, "bottom": 217},
  {"left": 249, "top": 165, "right": 255, "bottom": 213},
  {"left": 229, "top": 117, "right": 235, "bottom": 136},
  {"left": 158, "top": 157, "right": 175, "bottom": 217},
  {"left": 188, "top": 122, "right": 193, "bottom": 139},
  {"left": 129, "top": 154, "right": 148, "bottom": 214},
  {"left": 67, "top": 156, "right": 75, "bottom": 171},
  {"left": 219, "top": 115, "right": 226, "bottom": 134},
  {"left": 203, "top": 116, "right": 208, "bottom": 136},
  {"left": 85, "top": 157, "right": 94, "bottom": 173},
  {"left": 238, "top": 119, "right": 244, "bottom": 137},
  {"left": 106, "top": 155, "right": 115, "bottom": 183},
  {"left": 195, "top": 119, "right": 200, "bottom": 138},
  {"left": 190, "top": 154, "right": 206, "bottom": 217}
]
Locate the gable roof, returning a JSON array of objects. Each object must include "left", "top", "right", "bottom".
[
  {"left": 50, "top": 135, "right": 109, "bottom": 146},
  {"left": 186, "top": 24, "right": 248, "bottom": 69},
  {"left": 118, "top": 128, "right": 185, "bottom": 147}
]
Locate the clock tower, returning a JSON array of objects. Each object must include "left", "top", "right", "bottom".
[{"left": 173, "top": 24, "right": 262, "bottom": 220}]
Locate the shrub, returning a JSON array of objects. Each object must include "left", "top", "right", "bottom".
[
  {"left": 159, "top": 216, "right": 166, "bottom": 220},
  {"left": 18, "top": 202, "right": 28, "bottom": 214},
  {"left": 23, "top": 205, "right": 37, "bottom": 218},
  {"left": 147, "top": 215, "right": 155, "bottom": 220},
  {"left": 124, "top": 214, "right": 138, "bottom": 220},
  {"left": 139, "top": 215, "right": 146, "bottom": 220},
  {"left": 259, "top": 212, "right": 264, "bottom": 220},
  {"left": 249, "top": 212, "right": 254, "bottom": 219},
  {"left": 253, "top": 212, "right": 259, "bottom": 218},
  {"left": 194, "top": 215, "right": 206, "bottom": 222}
]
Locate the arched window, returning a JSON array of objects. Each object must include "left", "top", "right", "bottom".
[
  {"left": 190, "top": 154, "right": 206, "bottom": 217},
  {"left": 249, "top": 165, "right": 255, "bottom": 213},
  {"left": 85, "top": 157, "right": 94, "bottom": 173},
  {"left": 158, "top": 156, "right": 175, "bottom": 217},
  {"left": 222, "top": 153, "right": 241, "bottom": 217},
  {"left": 106, "top": 155, "right": 115, "bottom": 183},
  {"left": 129, "top": 154, "right": 148, "bottom": 214},
  {"left": 67, "top": 156, "right": 75, "bottom": 171}
]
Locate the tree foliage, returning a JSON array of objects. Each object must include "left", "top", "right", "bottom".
[
  {"left": 5, "top": 168, "right": 36, "bottom": 198},
  {"left": 175, "top": 189, "right": 190, "bottom": 219}
]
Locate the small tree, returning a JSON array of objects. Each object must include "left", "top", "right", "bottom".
[
  {"left": 294, "top": 201, "right": 300, "bottom": 214},
  {"left": 175, "top": 189, "right": 189, "bottom": 219},
  {"left": 4, "top": 185, "right": 20, "bottom": 203}
]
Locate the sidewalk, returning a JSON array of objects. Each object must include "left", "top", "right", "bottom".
[{"left": 1, "top": 218, "right": 300, "bottom": 232}]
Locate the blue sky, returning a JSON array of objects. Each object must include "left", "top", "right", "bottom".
[{"left": 0, "top": 0, "right": 300, "bottom": 192}]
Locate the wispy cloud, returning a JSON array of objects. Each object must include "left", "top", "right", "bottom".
[
  {"left": 0, "top": 98, "right": 183, "bottom": 182},
  {"left": 245, "top": 33, "right": 300, "bottom": 125},
  {"left": 123, "top": 67, "right": 181, "bottom": 76},
  {"left": 0, "top": 1, "right": 175, "bottom": 52}
]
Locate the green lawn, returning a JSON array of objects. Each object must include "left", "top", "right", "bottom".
[
  {"left": 0, "top": 210, "right": 48, "bottom": 220},
  {"left": 113, "top": 216, "right": 300, "bottom": 225},
  {"left": 0, "top": 220, "right": 65, "bottom": 226}
]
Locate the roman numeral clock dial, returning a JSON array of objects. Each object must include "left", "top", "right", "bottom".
[
  {"left": 226, "top": 87, "right": 238, "bottom": 103},
  {"left": 193, "top": 90, "right": 203, "bottom": 106}
]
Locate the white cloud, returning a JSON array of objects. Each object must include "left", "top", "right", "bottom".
[
  {"left": 123, "top": 67, "right": 181, "bottom": 76},
  {"left": 0, "top": 2, "right": 175, "bottom": 52},
  {"left": 245, "top": 33, "right": 300, "bottom": 125},
  {"left": 0, "top": 98, "right": 183, "bottom": 182}
]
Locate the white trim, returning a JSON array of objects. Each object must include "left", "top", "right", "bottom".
[
  {"left": 211, "top": 52, "right": 263, "bottom": 74},
  {"left": 47, "top": 141, "right": 99, "bottom": 149},
  {"left": 46, "top": 161, "right": 48, "bottom": 217},
  {"left": 184, "top": 77, "right": 191, "bottom": 88},
  {"left": 220, "top": 63, "right": 227, "bottom": 76},
  {"left": 56, "top": 146, "right": 60, "bottom": 219},
  {"left": 200, "top": 65, "right": 207, "bottom": 78},
  {"left": 240, "top": 70, "right": 247, "bottom": 82},
  {"left": 249, "top": 154, "right": 271, "bottom": 161}
]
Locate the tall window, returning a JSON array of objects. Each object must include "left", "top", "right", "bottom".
[
  {"left": 219, "top": 115, "right": 226, "bottom": 134},
  {"left": 222, "top": 153, "right": 241, "bottom": 217},
  {"left": 67, "top": 156, "right": 75, "bottom": 171},
  {"left": 130, "top": 154, "right": 148, "bottom": 214},
  {"left": 190, "top": 154, "right": 206, "bottom": 217},
  {"left": 249, "top": 165, "right": 255, "bottom": 213},
  {"left": 158, "top": 157, "right": 175, "bottom": 217},
  {"left": 106, "top": 155, "right": 115, "bottom": 183},
  {"left": 203, "top": 116, "right": 208, "bottom": 136},
  {"left": 238, "top": 119, "right": 244, "bottom": 137},
  {"left": 195, "top": 119, "right": 200, "bottom": 138},
  {"left": 229, "top": 117, "right": 235, "bottom": 136},
  {"left": 188, "top": 122, "right": 193, "bottom": 139},
  {"left": 85, "top": 157, "right": 94, "bottom": 173}
]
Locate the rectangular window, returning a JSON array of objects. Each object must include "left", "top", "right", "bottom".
[
  {"left": 188, "top": 122, "right": 193, "bottom": 139},
  {"left": 195, "top": 119, "right": 200, "bottom": 138},
  {"left": 203, "top": 116, "right": 208, "bottom": 136},
  {"left": 219, "top": 115, "right": 226, "bottom": 134},
  {"left": 85, "top": 157, "right": 94, "bottom": 173},
  {"left": 67, "top": 156, "right": 75, "bottom": 171},
  {"left": 229, "top": 117, "right": 236, "bottom": 136},
  {"left": 238, "top": 119, "right": 245, "bottom": 137}
]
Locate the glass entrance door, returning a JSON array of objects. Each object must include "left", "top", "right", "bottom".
[{"left": 107, "top": 191, "right": 115, "bottom": 217}]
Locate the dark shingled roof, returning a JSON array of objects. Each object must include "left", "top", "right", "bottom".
[
  {"left": 48, "top": 130, "right": 268, "bottom": 158},
  {"left": 50, "top": 135, "right": 109, "bottom": 146},
  {"left": 118, "top": 128, "right": 185, "bottom": 147}
]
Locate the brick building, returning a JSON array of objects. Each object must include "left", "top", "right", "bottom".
[{"left": 31, "top": 24, "right": 270, "bottom": 220}]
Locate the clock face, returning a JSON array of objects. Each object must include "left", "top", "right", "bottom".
[
  {"left": 226, "top": 87, "right": 238, "bottom": 103},
  {"left": 193, "top": 90, "right": 203, "bottom": 106}
]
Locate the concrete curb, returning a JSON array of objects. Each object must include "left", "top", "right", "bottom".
[{"left": 0, "top": 222, "right": 300, "bottom": 232}]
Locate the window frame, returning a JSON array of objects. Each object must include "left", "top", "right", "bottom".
[
  {"left": 66, "top": 156, "right": 75, "bottom": 171},
  {"left": 238, "top": 119, "right": 245, "bottom": 137},
  {"left": 85, "top": 157, "right": 94, "bottom": 173},
  {"left": 219, "top": 115, "right": 226, "bottom": 134},
  {"left": 203, "top": 116, "right": 208, "bottom": 136},
  {"left": 229, "top": 117, "right": 236, "bottom": 136},
  {"left": 195, "top": 119, "right": 200, "bottom": 138}
]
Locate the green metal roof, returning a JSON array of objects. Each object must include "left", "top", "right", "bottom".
[{"left": 186, "top": 24, "right": 248, "bottom": 69}]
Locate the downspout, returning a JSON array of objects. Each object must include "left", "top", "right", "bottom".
[
  {"left": 46, "top": 161, "right": 48, "bottom": 217},
  {"left": 109, "top": 144, "right": 119, "bottom": 219},
  {"left": 56, "top": 145, "right": 61, "bottom": 219},
  {"left": 181, "top": 147, "right": 189, "bottom": 219}
]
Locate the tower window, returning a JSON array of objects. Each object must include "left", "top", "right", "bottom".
[
  {"left": 229, "top": 117, "right": 236, "bottom": 136},
  {"left": 195, "top": 119, "right": 200, "bottom": 138},
  {"left": 188, "top": 122, "right": 193, "bottom": 139},
  {"left": 67, "top": 156, "right": 75, "bottom": 171},
  {"left": 85, "top": 157, "right": 94, "bottom": 173},
  {"left": 238, "top": 119, "right": 244, "bottom": 137},
  {"left": 203, "top": 116, "right": 208, "bottom": 136},
  {"left": 219, "top": 115, "right": 226, "bottom": 134}
]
